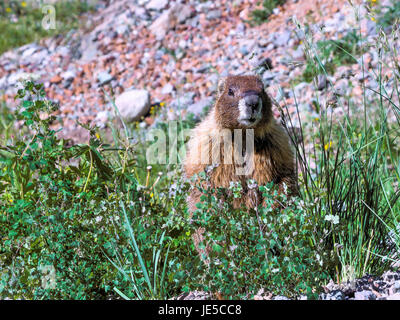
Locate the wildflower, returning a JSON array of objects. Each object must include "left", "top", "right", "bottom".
[
  {"left": 314, "top": 117, "right": 320, "bottom": 122},
  {"left": 21, "top": 2, "right": 27, "bottom": 7},
  {"left": 95, "top": 133, "right": 100, "bottom": 139},
  {"left": 371, "top": 16, "right": 376, "bottom": 22},
  {"left": 160, "top": 102, "right": 165, "bottom": 107},
  {"left": 325, "top": 214, "right": 339, "bottom": 224},
  {"left": 324, "top": 141, "right": 333, "bottom": 151},
  {"left": 6, "top": 7, "right": 12, "bottom": 13}
]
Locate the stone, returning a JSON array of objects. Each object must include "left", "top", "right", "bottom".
[
  {"left": 250, "top": 57, "right": 273, "bottom": 70},
  {"left": 161, "top": 83, "right": 174, "bottom": 95},
  {"left": 354, "top": 290, "right": 376, "bottom": 300},
  {"left": 146, "top": 0, "right": 168, "bottom": 11},
  {"left": 273, "top": 30, "right": 291, "bottom": 47},
  {"left": 258, "top": 39, "right": 269, "bottom": 47},
  {"left": 394, "top": 280, "right": 400, "bottom": 293},
  {"left": 50, "top": 75, "right": 62, "bottom": 84},
  {"left": 317, "top": 74, "right": 328, "bottom": 91},
  {"left": 170, "top": 92, "right": 196, "bottom": 109},
  {"left": 187, "top": 97, "right": 214, "bottom": 117},
  {"left": 115, "top": 89, "right": 151, "bottom": 122},
  {"left": 149, "top": 4, "right": 193, "bottom": 40},
  {"left": 97, "top": 72, "right": 114, "bottom": 86},
  {"left": 387, "top": 293, "right": 400, "bottom": 300},
  {"left": 206, "top": 10, "right": 222, "bottom": 20},
  {"left": 334, "top": 79, "right": 349, "bottom": 96},
  {"left": 272, "top": 295, "right": 290, "bottom": 300}
]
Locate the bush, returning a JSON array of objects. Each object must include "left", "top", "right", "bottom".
[
  {"left": 182, "top": 177, "right": 329, "bottom": 299},
  {"left": 0, "top": 81, "right": 192, "bottom": 299}
]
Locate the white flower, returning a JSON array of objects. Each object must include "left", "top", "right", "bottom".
[{"left": 325, "top": 214, "right": 339, "bottom": 225}]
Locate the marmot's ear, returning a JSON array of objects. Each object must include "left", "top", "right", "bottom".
[{"left": 217, "top": 77, "right": 226, "bottom": 97}]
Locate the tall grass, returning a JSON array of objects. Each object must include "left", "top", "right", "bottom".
[{"left": 277, "top": 16, "right": 400, "bottom": 282}]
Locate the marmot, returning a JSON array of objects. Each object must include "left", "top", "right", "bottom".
[{"left": 184, "top": 75, "right": 297, "bottom": 212}]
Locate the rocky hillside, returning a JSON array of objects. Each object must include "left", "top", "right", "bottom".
[{"left": 1, "top": 0, "right": 397, "bottom": 142}]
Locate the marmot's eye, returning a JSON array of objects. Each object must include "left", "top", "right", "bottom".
[{"left": 228, "top": 88, "right": 234, "bottom": 96}]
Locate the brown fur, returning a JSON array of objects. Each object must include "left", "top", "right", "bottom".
[
  {"left": 184, "top": 75, "right": 297, "bottom": 263},
  {"left": 184, "top": 75, "right": 297, "bottom": 213}
]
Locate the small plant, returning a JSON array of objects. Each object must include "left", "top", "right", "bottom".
[
  {"left": 377, "top": 0, "right": 400, "bottom": 31},
  {"left": 301, "top": 29, "right": 363, "bottom": 82},
  {"left": 251, "top": 0, "right": 286, "bottom": 25}
]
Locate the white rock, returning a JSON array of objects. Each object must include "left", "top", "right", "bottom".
[
  {"left": 146, "top": 0, "right": 168, "bottom": 11},
  {"left": 161, "top": 83, "right": 174, "bottom": 95},
  {"left": 115, "top": 89, "right": 151, "bottom": 122}
]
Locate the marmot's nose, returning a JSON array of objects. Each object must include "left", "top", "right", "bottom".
[{"left": 244, "top": 94, "right": 260, "bottom": 110}]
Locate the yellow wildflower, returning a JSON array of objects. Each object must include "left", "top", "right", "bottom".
[
  {"left": 95, "top": 133, "right": 100, "bottom": 139},
  {"left": 21, "top": 2, "right": 27, "bottom": 7},
  {"left": 371, "top": 16, "right": 376, "bottom": 22},
  {"left": 6, "top": 7, "right": 12, "bottom": 13},
  {"left": 324, "top": 141, "right": 333, "bottom": 151},
  {"left": 160, "top": 102, "right": 165, "bottom": 107}
]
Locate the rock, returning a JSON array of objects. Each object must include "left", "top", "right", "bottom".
[
  {"left": 172, "top": 291, "right": 211, "bottom": 300},
  {"left": 320, "top": 290, "right": 345, "bottom": 300},
  {"left": 394, "top": 280, "right": 400, "bottom": 293},
  {"left": 170, "top": 92, "right": 196, "bottom": 109},
  {"left": 262, "top": 70, "right": 275, "bottom": 81},
  {"left": 258, "top": 39, "right": 269, "bottom": 47},
  {"left": 187, "top": 97, "right": 213, "bottom": 117},
  {"left": 50, "top": 75, "right": 63, "bottom": 84},
  {"left": 161, "top": 83, "right": 174, "bottom": 95},
  {"left": 272, "top": 295, "right": 290, "bottom": 300},
  {"left": 146, "top": 0, "right": 168, "bottom": 11},
  {"left": 333, "top": 79, "right": 349, "bottom": 96},
  {"left": 61, "top": 70, "right": 76, "bottom": 88},
  {"left": 317, "top": 74, "right": 328, "bottom": 90},
  {"left": 387, "top": 293, "right": 400, "bottom": 300},
  {"left": 97, "top": 72, "right": 114, "bottom": 86},
  {"left": 273, "top": 30, "right": 291, "bottom": 47},
  {"left": 354, "top": 290, "right": 376, "bottom": 300},
  {"left": 206, "top": 9, "right": 222, "bottom": 20},
  {"left": 291, "top": 46, "right": 304, "bottom": 60},
  {"left": 79, "top": 34, "right": 98, "bottom": 63},
  {"left": 115, "top": 89, "right": 151, "bottom": 122},
  {"left": 149, "top": 4, "right": 193, "bottom": 40},
  {"left": 250, "top": 57, "right": 273, "bottom": 70}
]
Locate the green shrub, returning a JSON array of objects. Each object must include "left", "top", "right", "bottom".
[
  {"left": 0, "top": 80, "right": 192, "bottom": 299},
  {"left": 182, "top": 177, "right": 329, "bottom": 299}
]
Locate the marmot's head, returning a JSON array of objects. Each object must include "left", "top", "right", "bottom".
[{"left": 214, "top": 75, "right": 272, "bottom": 129}]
